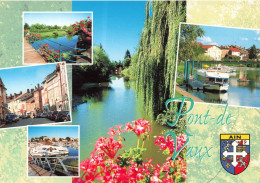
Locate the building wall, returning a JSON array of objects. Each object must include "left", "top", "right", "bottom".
[{"left": 205, "top": 46, "right": 222, "bottom": 61}]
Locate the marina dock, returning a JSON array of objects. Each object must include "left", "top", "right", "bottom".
[
  {"left": 29, "top": 163, "right": 57, "bottom": 176},
  {"left": 175, "top": 85, "right": 204, "bottom": 103}
]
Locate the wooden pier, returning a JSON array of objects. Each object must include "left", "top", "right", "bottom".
[
  {"left": 29, "top": 163, "right": 56, "bottom": 176},
  {"left": 24, "top": 40, "right": 46, "bottom": 64},
  {"left": 175, "top": 85, "right": 204, "bottom": 103}
]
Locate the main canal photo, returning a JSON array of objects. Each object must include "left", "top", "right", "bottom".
[
  {"left": 23, "top": 12, "right": 92, "bottom": 65},
  {"left": 176, "top": 23, "right": 260, "bottom": 108},
  {"left": 28, "top": 126, "right": 79, "bottom": 177},
  {"left": 72, "top": 1, "right": 188, "bottom": 182}
]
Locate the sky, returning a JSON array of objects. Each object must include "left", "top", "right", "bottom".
[
  {"left": 73, "top": 1, "right": 147, "bottom": 61},
  {"left": 0, "top": 64, "right": 56, "bottom": 95},
  {"left": 28, "top": 126, "right": 79, "bottom": 139},
  {"left": 196, "top": 24, "right": 260, "bottom": 49},
  {"left": 24, "top": 12, "right": 92, "bottom": 26}
]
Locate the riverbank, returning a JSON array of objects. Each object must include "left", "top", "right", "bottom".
[{"left": 34, "top": 30, "right": 67, "bottom": 38}]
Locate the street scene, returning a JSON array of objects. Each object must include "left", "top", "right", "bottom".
[{"left": 0, "top": 62, "right": 70, "bottom": 128}]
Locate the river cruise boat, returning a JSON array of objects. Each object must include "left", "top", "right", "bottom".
[
  {"left": 29, "top": 145, "right": 69, "bottom": 157},
  {"left": 197, "top": 69, "right": 229, "bottom": 92}
]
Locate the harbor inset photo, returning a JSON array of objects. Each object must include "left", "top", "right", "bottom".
[
  {"left": 176, "top": 23, "right": 260, "bottom": 107},
  {"left": 28, "top": 125, "right": 79, "bottom": 177},
  {"left": 0, "top": 63, "right": 71, "bottom": 129},
  {"left": 23, "top": 12, "right": 93, "bottom": 65}
]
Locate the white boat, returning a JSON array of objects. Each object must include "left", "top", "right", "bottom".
[
  {"left": 197, "top": 69, "right": 229, "bottom": 92},
  {"left": 29, "top": 145, "right": 69, "bottom": 157}
]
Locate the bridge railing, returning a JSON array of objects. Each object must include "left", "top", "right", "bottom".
[
  {"left": 29, "top": 154, "right": 79, "bottom": 176},
  {"left": 26, "top": 35, "right": 89, "bottom": 63}
]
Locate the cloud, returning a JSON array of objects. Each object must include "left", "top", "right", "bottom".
[
  {"left": 254, "top": 37, "right": 260, "bottom": 41},
  {"left": 255, "top": 30, "right": 260, "bottom": 35},
  {"left": 240, "top": 37, "right": 248, "bottom": 41},
  {"left": 198, "top": 36, "right": 218, "bottom": 45}
]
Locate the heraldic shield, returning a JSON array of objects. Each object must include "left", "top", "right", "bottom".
[{"left": 220, "top": 134, "right": 250, "bottom": 175}]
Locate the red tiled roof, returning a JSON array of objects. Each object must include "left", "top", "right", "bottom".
[
  {"left": 202, "top": 45, "right": 215, "bottom": 49},
  {"left": 229, "top": 47, "right": 240, "bottom": 52}
]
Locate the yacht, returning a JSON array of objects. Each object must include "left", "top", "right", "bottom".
[{"left": 30, "top": 145, "right": 69, "bottom": 157}]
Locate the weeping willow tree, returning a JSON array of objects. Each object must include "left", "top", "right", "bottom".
[{"left": 135, "top": 1, "right": 186, "bottom": 118}]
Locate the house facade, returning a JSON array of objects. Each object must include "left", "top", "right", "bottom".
[
  {"left": 202, "top": 45, "right": 222, "bottom": 61},
  {"left": 0, "top": 78, "right": 7, "bottom": 121}
]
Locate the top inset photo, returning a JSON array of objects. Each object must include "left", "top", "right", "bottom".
[
  {"left": 23, "top": 12, "right": 93, "bottom": 65},
  {"left": 176, "top": 23, "right": 260, "bottom": 108}
]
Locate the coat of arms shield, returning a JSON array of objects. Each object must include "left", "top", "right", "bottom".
[{"left": 220, "top": 134, "right": 250, "bottom": 175}]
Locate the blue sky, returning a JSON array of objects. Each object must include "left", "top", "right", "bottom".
[
  {"left": 24, "top": 12, "right": 92, "bottom": 26},
  {"left": 196, "top": 25, "right": 260, "bottom": 49},
  {"left": 73, "top": 1, "right": 147, "bottom": 61},
  {"left": 28, "top": 126, "right": 79, "bottom": 139},
  {"left": 0, "top": 64, "right": 56, "bottom": 95}
]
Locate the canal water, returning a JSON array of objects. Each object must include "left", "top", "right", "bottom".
[
  {"left": 68, "top": 147, "right": 78, "bottom": 156},
  {"left": 31, "top": 35, "right": 79, "bottom": 53},
  {"left": 72, "top": 76, "right": 170, "bottom": 163},
  {"left": 182, "top": 68, "right": 260, "bottom": 107}
]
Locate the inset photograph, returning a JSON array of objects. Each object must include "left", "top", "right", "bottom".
[
  {"left": 0, "top": 63, "right": 71, "bottom": 129},
  {"left": 176, "top": 23, "right": 260, "bottom": 108},
  {"left": 23, "top": 12, "right": 93, "bottom": 65},
  {"left": 28, "top": 125, "right": 79, "bottom": 177}
]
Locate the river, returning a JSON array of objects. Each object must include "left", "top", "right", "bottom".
[
  {"left": 31, "top": 35, "right": 79, "bottom": 53},
  {"left": 72, "top": 76, "right": 170, "bottom": 163},
  {"left": 182, "top": 68, "right": 260, "bottom": 107}
]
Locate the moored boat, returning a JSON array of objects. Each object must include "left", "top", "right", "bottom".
[{"left": 197, "top": 69, "right": 229, "bottom": 92}]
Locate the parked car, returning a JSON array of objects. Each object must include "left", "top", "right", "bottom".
[
  {"left": 6, "top": 114, "right": 17, "bottom": 123},
  {"left": 36, "top": 113, "right": 41, "bottom": 118},
  {"left": 65, "top": 112, "right": 70, "bottom": 122},
  {"left": 41, "top": 113, "right": 48, "bottom": 118},
  {"left": 55, "top": 111, "right": 69, "bottom": 122},
  {"left": 50, "top": 111, "right": 58, "bottom": 121},
  {"left": 47, "top": 111, "right": 53, "bottom": 119},
  {"left": 14, "top": 114, "right": 19, "bottom": 122}
]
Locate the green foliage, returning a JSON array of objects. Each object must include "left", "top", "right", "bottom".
[
  {"left": 156, "top": 102, "right": 187, "bottom": 135},
  {"left": 72, "top": 46, "right": 113, "bottom": 90},
  {"left": 117, "top": 147, "right": 146, "bottom": 167},
  {"left": 179, "top": 24, "right": 205, "bottom": 61},
  {"left": 66, "top": 137, "right": 71, "bottom": 141},
  {"left": 249, "top": 44, "right": 257, "bottom": 59},
  {"left": 124, "top": 49, "right": 131, "bottom": 59},
  {"left": 123, "top": 58, "right": 131, "bottom": 68},
  {"left": 53, "top": 30, "right": 59, "bottom": 37},
  {"left": 135, "top": 1, "right": 186, "bottom": 117},
  {"left": 24, "top": 23, "right": 29, "bottom": 29},
  {"left": 194, "top": 53, "right": 213, "bottom": 61}
]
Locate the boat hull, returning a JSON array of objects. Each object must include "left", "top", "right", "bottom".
[{"left": 204, "top": 84, "right": 229, "bottom": 92}]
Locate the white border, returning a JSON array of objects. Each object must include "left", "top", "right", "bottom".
[
  {"left": 0, "top": 62, "right": 73, "bottom": 130},
  {"left": 27, "top": 125, "right": 80, "bottom": 178},
  {"left": 22, "top": 11, "right": 93, "bottom": 66},
  {"left": 174, "top": 22, "right": 260, "bottom": 109}
]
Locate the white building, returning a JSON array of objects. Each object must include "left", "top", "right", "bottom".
[{"left": 202, "top": 45, "right": 222, "bottom": 61}]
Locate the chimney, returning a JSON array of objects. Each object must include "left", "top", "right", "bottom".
[
  {"left": 27, "top": 89, "right": 30, "bottom": 93},
  {"left": 20, "top": 91, "right": 22, "bottom": 95},
  {"left": 37, "top": 83, "right": 40, "bottom": 88},
  {"left": 14, "top": 93, "right": 17, "bottom": 98},
  {"left": 31, "top": 89, "right": 34, "bottom": 93}
]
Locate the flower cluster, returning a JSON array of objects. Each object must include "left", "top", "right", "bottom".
[
  {"left": 25, "top": 33, "right": 42, "bottom": 42},
  {"left": 39, "top": 43, "right": 62, "bottom": 62},
  {"left": 67, "top": 17, "right": 92, "bottom": 41},
  {"left": 73, "top": 119, "right": 187, "bottom": 183},
  {"left": 154, "top": 134, "right": 187, "bottom": 154}
]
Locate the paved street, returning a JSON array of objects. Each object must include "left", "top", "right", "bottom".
[{"left": 3, "top": 118, "right": 59, "bottom": 128}]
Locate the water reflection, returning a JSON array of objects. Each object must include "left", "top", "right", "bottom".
[
  {"left": 183, "top": 68, "right": 260, "bottom": 107},
  {"left": 72, "top": 77, "right": 170, "bottom": 164}
]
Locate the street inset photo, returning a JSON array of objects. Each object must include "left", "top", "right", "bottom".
[
  {"left": 23, "top": 12, "right": 93, "bottom": 65},
  {"left": 0, "top": 63, "right": 71, "bottom": 129},
  {"left": 28, "top": 125, "right": 79, "bottom": 177},
  {"left": 176, "top": 23, "right": 260, "bottom": 108}
]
